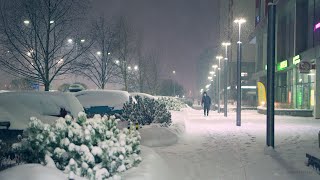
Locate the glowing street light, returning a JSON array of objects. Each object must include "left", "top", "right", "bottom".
[
  {"left": 216, "top": 55, "right": 223, "bottom": 113},
  {"left": 23, "top": 20, "right": 30, "bottom": 25},
  {"left": 234, "top": 18, "right": 246, "bottom": 126},
  {"left": 96, "top": 51, "right": 101, "bottom": 55},
  {"left": 67, "top": 39, "right": 73, "bottom": 43},
  {"left": 172, "top": 70, "right": 176, "bottom": 96},
  {"left": 50, "top": 20, "right": 54, "bottom": 24},
  {"left": 128, "top": 66, "right": 132, "bottom": 70},
  {"left": 209, "top": 71, "right": 215, "bottom": 75},
  {"left": 208, "top": 76, "right": 212, "bottom": 80},
  {"left": 134, "top": 65, "right": 138, "bottom": 71},
  {"left": 234, "top": 18, "right": 246, "bottom": 44},
  {"left": 58, "top": 59, "right": 64, "bottom": 64},
  {"left": 80, "top": 39, "right": 85, "bottom": 43},
  {"left": 108, "top": 52, "right": 111, "bottom": 55},
  {"left": 114, "top": 60, "right": 120, "bottom": 65}
]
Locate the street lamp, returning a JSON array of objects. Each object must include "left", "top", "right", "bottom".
[
  {"left": 67, "top": 39, "right": 73, "bottom": 44},
  {"left": 172, "top": 70, "right": 176, "bottom": 97},
  {"left": 234, "top": 18, "right": 246, "bottom": 126},
  {"left": 80, "top": 39, "right": 86, "bottom": 43},
  {"left": 50, "top": 20, "right": 54, "bottom": 24},
  {"left": 96, "top": 51, "right": 102, "bottom": 55},
  {"left": 134, "top": 65, "right": 138, "bottom": 71},
  {"left": 23, "top": 20, "right": 30, "bottom": 25},
  {"left": 216, "top": 55, "right": 223, "bottom": 113},
  {"left": 222, "top": 42, "right": 231, "bottom": 117}
]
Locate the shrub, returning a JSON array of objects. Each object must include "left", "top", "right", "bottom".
[
  {"left": 12, "top": 113, "right": 141, "bottom": 179},
  {"left": 157, "top": 97, "right": 185, "bottom": 111},
  {"left": 122, "top": 96, "right": 171, "bottom": 126}
]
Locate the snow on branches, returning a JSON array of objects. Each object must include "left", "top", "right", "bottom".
[{"left": 12, "top": 113, "right": 141, "bottom": 179}]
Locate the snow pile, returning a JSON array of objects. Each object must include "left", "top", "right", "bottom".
[
  {"left": 157, "top": 97, "right": 186, "bottom": 111},
  {"left": 74, "top": 90, "right": 132, "bottom": 110},
  {"left": 122, "top": 96, "right": 171, "bottom": 125},
  {"left": 139, "top": 126, "right": 178, "bottom": 147},
  {"left": 123, "top": 146, "right": 171, "bottom": 180},
  {"left": 12, "top": 113, "right": 141, "bottom": 179},
  {"left": 130, "top": 92, "right": 156, "bottom": 100},
  {"left": 0, "top": 164, "right": 86, "bottom": 180},
  {"left": 0, "top": 91, "right": 84, "bottom": 130}
]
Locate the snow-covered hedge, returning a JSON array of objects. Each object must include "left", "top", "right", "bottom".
[
  {"left": 12, "top": 113, "right": 141, "bottom": 179},
  {"left": 157, "top": 97, "right": 185, "bottom": 111},
  {"left": 122, "top": 96, "right": 171, "bottom": 126}
]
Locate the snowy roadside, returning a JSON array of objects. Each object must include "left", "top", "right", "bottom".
[
  {"left": 0, "top": 164, "right": 86, "bottom": 180},
  {"left": 122, "top": 146, "right": 170, "bottom": 180}
]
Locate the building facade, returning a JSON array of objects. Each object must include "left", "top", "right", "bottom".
[{"left": 252, "top": 0, "right": 320, "bottom": 118}]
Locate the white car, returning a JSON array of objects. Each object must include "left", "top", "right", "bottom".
[
  {"left": 0, "top": 91, "right": 84, "bottom": 130},
  {"left": 74, "top": 90, "right": 135, "bottom": 117}
]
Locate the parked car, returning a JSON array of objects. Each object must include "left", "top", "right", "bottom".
[
  {"left": 0, "top": 91, "right": 84, "bottom": 130},
  {"left": 74, "top": 90, "right": 135, "bottom": 117}
]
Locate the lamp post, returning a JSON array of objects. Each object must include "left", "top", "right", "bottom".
[
  {"left": 266, "top": 2, "right": 276, "bottom": 148},
  {"left": 234, "top": 18, "right": 246, "bottom": 126},
  {"left": 212, "top": 65, "right": 218, "bottom": 111},
  {"left": 216, "top": 56, "right": 223, "bottom": 113},
  {"left": 222, "top": 42, "right": 231, "bottom": 117},
  {"left": 173, "top": 70, "right": 176, "bottom": 97}
]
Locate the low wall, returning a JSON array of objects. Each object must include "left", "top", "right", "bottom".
[{"left": 257, "top": 107, "right": 313, "bottom": 117}]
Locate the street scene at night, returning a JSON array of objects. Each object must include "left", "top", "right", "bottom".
[{"left": 1, "top": 0, "right": 320, "bottom": 179}]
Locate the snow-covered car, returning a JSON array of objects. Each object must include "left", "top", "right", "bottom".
[
  {"left": 130, "top": 92, "right": 157, "bottom": 99},
  {"left": 0, "top": 91, "right": 84, "bottom": 130},
  {"left": 74, "top": 90, "right": 135, "bottom": 117}
]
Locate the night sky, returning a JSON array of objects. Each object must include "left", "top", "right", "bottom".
[{"left": 92, "top": 0, "right": 220, "bottom": 96}]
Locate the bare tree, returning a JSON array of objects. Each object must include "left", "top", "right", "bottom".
[
  {"left": 144, "top": 51, "right": 161, "bottom": 95},
  {"left": 114, "top": 17, "right": 137, "bottom": 91},
  {"left": 0, "top": 0, "right": 91, "bottom": 91},
  {"left": 77, "top": 17, "right": 118, "bottom": 89}
]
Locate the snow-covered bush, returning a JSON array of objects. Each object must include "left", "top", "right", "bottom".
[
  {"left": 12, "top": 113, "right": 141, "bottom": 179},
  {"left": 122, "top": 96, "right": 171, "bottom": 126},
  {"left": 157, "top": 97, "right": 185, "bottom": 111}
]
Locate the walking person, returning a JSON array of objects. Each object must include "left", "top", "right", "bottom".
[{"left": 201, "top": 92, "right": 211, "bottom": 116}]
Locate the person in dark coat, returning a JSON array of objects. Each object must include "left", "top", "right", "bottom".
[{"left": 201, "top": 92, "right": 211, "bottom": 116}]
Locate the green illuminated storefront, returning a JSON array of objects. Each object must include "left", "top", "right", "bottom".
[{"left": 275, "top": 55, "right": 315, "bottom": 110}]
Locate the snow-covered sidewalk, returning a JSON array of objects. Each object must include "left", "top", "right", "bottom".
[{"left": 152, "top": 108, "right": 320, "bottom": 180}]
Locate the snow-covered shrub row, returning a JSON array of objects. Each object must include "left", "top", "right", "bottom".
[
  {"left": 12, "top": 113, "right": 141, "bottom": 179},
  {"left": 122, "top": 96, "right": 171, "bottom": 126},
  {"left": 157, "top": 97, "right": 186, "bottom": 111}
]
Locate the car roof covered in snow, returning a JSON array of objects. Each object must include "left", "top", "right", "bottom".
[
  {"left": 74, "top": 90, "right": 131, "bottom": 110},
  {"left": 0, "top": 91, "right": 84, "bottom": 130},
  {"left": 130, "top": 92, "right": 156, "bottom": 99}
]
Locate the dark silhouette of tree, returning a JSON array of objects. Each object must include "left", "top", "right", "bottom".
[{"left": 0, "top": 0, "right": 92, "bottom": 91}]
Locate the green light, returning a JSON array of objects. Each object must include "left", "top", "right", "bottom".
[
  {"left": 277, "top": 60, "right": 288, "bottom": 71},
  {"left": 293, "top": 55, "right": 300, "bottom": 65}
]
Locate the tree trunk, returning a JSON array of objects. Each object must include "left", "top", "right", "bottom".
[{"left": 44, "top": 82, "right": 50, "bottom": 91}]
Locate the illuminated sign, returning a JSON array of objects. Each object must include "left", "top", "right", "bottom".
[
  {"left": 314, "top": 22, "right": 320, "bottom": 31},
  {"left": 277, "top": 60, "right": 288, "bottom": 71},
  {"left": 293, "top": 55, "right": 300, "bottom": 65}
]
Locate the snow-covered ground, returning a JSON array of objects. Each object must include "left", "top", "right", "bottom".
[
  {"left": 152, "top": 108, "right": 320, "bottom": 180},
  {"left": 1, "top": 105, "right": 320, "bottom": 180}
]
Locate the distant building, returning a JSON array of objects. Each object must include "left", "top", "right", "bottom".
[{"left": 250, "top": 0, "right": 320, "bottom": 118}]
